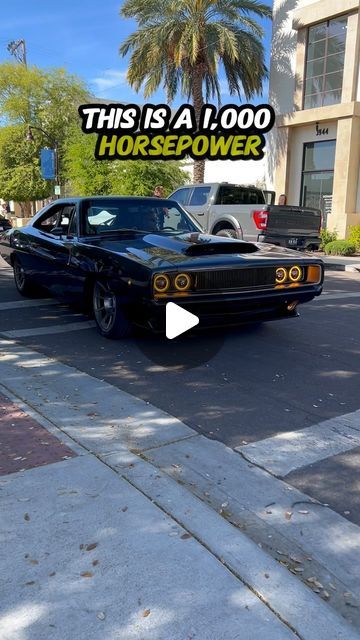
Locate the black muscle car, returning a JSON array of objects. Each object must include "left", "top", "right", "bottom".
[{"left": 0, "top": 196, "right": 324, "bottom": 338}]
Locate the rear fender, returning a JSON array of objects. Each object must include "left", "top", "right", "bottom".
[{"left": 209, "top": 215, "right": 243, "bottom": 239}]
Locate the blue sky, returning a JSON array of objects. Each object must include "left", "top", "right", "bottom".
[{"left": 0, "top": 0, "right": 272, "bottom": 106}]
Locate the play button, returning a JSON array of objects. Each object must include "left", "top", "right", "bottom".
[{"left": 166, "top": 302, "right": 199, "bottom": 339}]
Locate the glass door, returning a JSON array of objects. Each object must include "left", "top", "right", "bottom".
[{"left": 300, "top": 140, "right": 335, "bottom": 223}]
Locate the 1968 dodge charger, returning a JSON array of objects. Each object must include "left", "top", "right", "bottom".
[{"left": 0, "top": 196, "right": 324, "bottom": 338}]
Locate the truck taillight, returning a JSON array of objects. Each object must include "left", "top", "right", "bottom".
[{"left": 253, "top": 210, "right": 268, "bottom": 230}]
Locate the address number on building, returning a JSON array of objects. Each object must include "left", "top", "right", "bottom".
[{"left": 288, "top": 238, "right": 299, "bottom": 246}]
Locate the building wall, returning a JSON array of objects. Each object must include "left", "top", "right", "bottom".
[{"left": 268, "top": 0, "right": 360, "bottom": 237}]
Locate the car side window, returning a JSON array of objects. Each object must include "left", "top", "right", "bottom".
[
  {"left": 67, "top": 207, "right": 77, "bottom": 236},
  {"left": 171, "top": 188, "right": 191, "bottom": 205},
  {"left": 216, "top": 186, "right": 246, "bottom": 205},
  {"left": 189, "top": 186, "right": 211, "bottom": 206},
  {"left": 34, "top": 204, "right": 76, "bottom": 236}
]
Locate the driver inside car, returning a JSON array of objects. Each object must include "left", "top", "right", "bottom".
[{"left": 139, "top": 208, "right": 160, "bottom": 232}]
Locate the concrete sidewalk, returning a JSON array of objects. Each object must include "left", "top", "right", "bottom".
[
  {"left": 321, "top": 254, "right": 360, "bottom": 272},
  {"left": 0, "top": 338, "right": 359, "bottom": 640}
]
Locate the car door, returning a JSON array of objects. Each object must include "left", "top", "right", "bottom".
[{"left": 29, "top": 202, "right": 78, "bottom": 296}]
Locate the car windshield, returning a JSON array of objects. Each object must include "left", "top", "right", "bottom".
[{"left": 81, "top": 198, "right": 200, "bottom": 236}]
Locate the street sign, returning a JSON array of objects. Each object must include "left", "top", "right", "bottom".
[
  {"left": 40, "top": 148, "right": 55, "bottom": 180},
  {"left": 54, "top": 185, "right": 61, "bottom": 195}
]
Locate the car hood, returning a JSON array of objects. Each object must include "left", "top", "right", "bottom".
[{"left": 81, "top": 232, "right": 315, "bottom": 269}]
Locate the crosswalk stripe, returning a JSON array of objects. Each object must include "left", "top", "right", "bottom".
[
  {"left": 0, "top": 299, "right": 58, "bottom": 311},
  {"left": 236, "top": 411, "right": 360, "bottom": 477},
  {"left": 0, "top": 321, "right": 96, "bottom": 338}
]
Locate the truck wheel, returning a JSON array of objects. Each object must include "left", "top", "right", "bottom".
[
  {"left": 216, "top": 228, "right": 238, "bottom": 239},
  {"left": 93, "top": 280, "right": 132, "bottom": 339}
]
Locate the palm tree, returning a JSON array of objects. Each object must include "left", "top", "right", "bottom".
[{"left": 120, "top": 0, "right": 271, "bottom": 183}]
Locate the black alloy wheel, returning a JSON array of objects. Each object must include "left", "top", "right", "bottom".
[
  {"left": 93, "top": 280, "right": 132, "bottom": 339},
  {"left": 13, "top": 258, "right": 36, "bottom": 297}
]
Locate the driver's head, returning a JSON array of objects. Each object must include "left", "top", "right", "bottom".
[{"left": 142, "top": 208, "right": 158, "bottom": 231}]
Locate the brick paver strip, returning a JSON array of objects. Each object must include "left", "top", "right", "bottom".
[{"left": 0, "top": 393, "right": 76, "bottom": 476}]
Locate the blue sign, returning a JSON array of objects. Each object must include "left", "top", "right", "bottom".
[{"left": 40, "top": 148, "right": 55, "bottom": 180}]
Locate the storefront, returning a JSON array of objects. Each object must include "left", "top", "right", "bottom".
[{"left": 286, "top": 122, "right": 337, "bottom": 227}]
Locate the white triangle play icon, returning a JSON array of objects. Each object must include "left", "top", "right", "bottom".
[{"left": 166, "top": 302, "right": 199, "bottom": 339}]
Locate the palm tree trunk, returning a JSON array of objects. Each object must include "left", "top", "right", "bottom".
[{"left": 192, "top": 69, "right": 205, "bottom": 183}]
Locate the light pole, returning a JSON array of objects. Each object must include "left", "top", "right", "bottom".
[{"left": 26, "top": 125, "right": 60, "bottom": 196}]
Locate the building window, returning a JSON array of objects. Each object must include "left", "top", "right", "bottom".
[
  {"left": 304, "top": 16, "right": 347, "bottom": 109},
  {"left": 300, "top": 140, "right": 336, "bottom": 216}
]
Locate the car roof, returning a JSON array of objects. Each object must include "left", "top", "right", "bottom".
[
  {"left": 50, "top": 196, "right": 177, "bottom": 204},
  {"left": 171, "top": 183, "right": 262, "bottom": 189}
]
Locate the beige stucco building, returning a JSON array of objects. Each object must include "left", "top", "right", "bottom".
[{"left": 267, "top": 0, "right": 360, "bottom": 237}]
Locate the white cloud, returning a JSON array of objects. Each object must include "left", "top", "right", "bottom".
[{"left": 91, "top": 69, "right": 128, "bottom": 95}]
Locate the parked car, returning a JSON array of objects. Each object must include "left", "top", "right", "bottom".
[
  {"left": 169, "top": 183, "right": 322, "bottom": 251},
  {"left": 0, "top": 215, "right": 12, "bottom": 232},
  {"left": 0, "top": 196, "right": 323, "bottom": 339}
]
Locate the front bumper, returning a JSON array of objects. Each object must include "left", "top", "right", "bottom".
[{"left": 131, "top": 284, "right": 322, "bottom": 333}]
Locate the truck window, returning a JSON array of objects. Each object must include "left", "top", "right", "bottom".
[
  {"left": 171, "top": 187, "right": 191, "bottom": 205},
  {"left": 246, "top": 189, "right": 266, "bottom": 205},
  {"left": 189, "top": 186, "right": 211, "bottom": 206},
  {"left": 216, "top": 185, "right": 265, "bottom": 205},
  {"left": 216, "top": 185, "right": 247, "bottom": 205}
]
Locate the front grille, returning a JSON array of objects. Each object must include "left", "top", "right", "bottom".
[{"left": 195, "top": 267, "right": 276, "bottom": 291}]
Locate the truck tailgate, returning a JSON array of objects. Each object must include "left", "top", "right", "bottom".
[{"left": 266, "top": 206, "right": 321, "bottom": 236}]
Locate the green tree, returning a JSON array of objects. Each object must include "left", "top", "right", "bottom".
[
  {"left": 111, "top": 159, "right": 189, "bottom": 195},
  {"left": 119, "top": 0, "right": 271, "bottom": 183},
  {"left": 0, "top": 62, "right": 88, "bottom": 204},
  {"left": 0, "top": 125, "right": 51, "bottom": 215},
  {"left": 64, "top": 128, "right": 113, "bottom": 196},
  {"left": 64, "top": 125, "right": 189, "bottom": 196}
]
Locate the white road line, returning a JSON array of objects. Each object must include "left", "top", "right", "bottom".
[
  {"left": 320, "top": 292, "right": 360, "bottom": 300},
  {"left": 236, "top": 411, "right": 360, "bottom": 477},
  {"left": 0, "top": 320, "right": 96, "bottom": 338},
  {"left": 0, "top": 299, "right": 58, "bottom": 311}
]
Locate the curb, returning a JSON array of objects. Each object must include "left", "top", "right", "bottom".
[{"left": 324, "top": 262, "right": 360, "bottom": 272}]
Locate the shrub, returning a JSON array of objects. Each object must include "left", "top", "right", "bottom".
[
  {"left": 348, "top": 225, "right": 360, "bottom": 252},
  {"left": 324, "top": 240, "right": 356, "bottom": 256},
  {"left": 320, "top": 228, "right": 337, "bottom": 250}
]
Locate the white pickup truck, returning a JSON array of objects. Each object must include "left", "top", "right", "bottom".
[{"left": 169, "top": 182, "right": 322, "bottom": 251}]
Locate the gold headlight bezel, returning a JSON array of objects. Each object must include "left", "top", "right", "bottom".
[
  {"left": 153, "top": 273, "right": 171, "bottom": 293},
  {"left": 275, "top": 267, "right": 288, "bottom": 284},
  {"left": 174, "top": 273, "right": 191, "bottom": 292},
  {"left": 289, "top": 265, "right": 303, "bottom": 282}
]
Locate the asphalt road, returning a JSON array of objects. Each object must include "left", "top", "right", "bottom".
[{"left": 1, "top": 263, "right": 360, "bottom": 523}]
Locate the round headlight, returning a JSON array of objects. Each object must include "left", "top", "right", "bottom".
[
  {"left": 275, "top": 267, "right": 287, "bottom": 284},
  {"left": 153, "top": 273, "right": 170, "bottom": 293},
  {"left": 289, "top": 265, "right": 303, "bottom": 282},
  {"left": 174, "top": 273, "right": 191, "bottom": 291}
]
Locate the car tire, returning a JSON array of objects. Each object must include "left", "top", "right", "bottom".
[
  {"left": 13, "top": 258, "right": 37, "bottom": 297},
  {"left": 216, "top": 228, "right": 238, "bottom": 239},
  {"left": 93, "top": 280, "right": 132, "bottom": 339}
]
